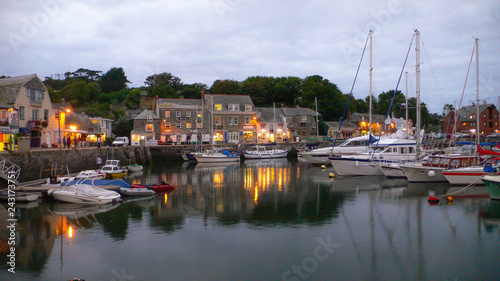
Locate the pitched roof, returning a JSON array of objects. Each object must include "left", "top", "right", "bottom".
[
  {"left": 349, "top": 112, "right": 386, "bottom": 123},
  {"left": 457, "top": 103, "right": 496, "bottom": 121},
  {"left": 205, "top": 94, "right": 254, "bottom": 106},
  {"left": 256, "top": 107, "right": 284, "bottom": 123},
  {"left": 157, "top": 98, "right": 202, "bottom": 108},
  {"left": 134, "top": 109, "right": 159, "bottom": 120},
  {"left": 281, "top": 107, "right": 318, "bottom": 116},
  {"left": 0, "top": 74, "right": 42, "bottom": 105},
  {"left": 324, "top": 121, "right": 358, "bottom": 130}
]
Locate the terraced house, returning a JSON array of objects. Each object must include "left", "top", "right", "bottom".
[
  {"left": 205, "top": 94, "right": 256, "bottom": 144},
  {"left": 443, "top": 102, "right": 499, "bottom": 135}
]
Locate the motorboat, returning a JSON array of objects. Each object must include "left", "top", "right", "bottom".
[
  {"left": 100, "top": 160, "right": 128, "bottom": 179},
  {"left": 75, "top": 170, "right": 105, "bottom": 180},
  {"left": 0, "top": 189, "right": 40, "bottom": 202},
  {"left": 299, "top": 135, "right": 375, "bottom": 165},
  {"left": 329, "top": 137, "right": 421, "bottom": 176},
  {"left": 48, "top": 184, "right": 121, "bottom": 204},
  {"left": 61, "top": 179, "right": 131, "bottom": 190},
  {"left": 243, "top": 145, "right": 289, "bottom": 159}
]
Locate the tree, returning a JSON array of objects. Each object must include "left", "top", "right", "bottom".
[
  {"left": 442, "top": 104, "right": 455, "bottom": 117},
  {"left": 99, "top": 67, "right": 130, "bottom": 93},
  {"left": 124, "top": 89, "right": 141, "bottom": 109},
  {"left": 210, "top": 79, "right": 240, "bottom": 95},
  {"left": 144, "top": 72, "right": 183, "bottom": 91}
]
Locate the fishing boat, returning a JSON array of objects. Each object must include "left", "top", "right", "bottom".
[
  {"left": 48, "top": 184, "right": 121, "bottom": 204},
  {"left": 0, "top": 189, "right": 40, "bottom": 202},
  {"left": 244, "top": 145, "right": 289, "bottom": 159},
  {"left": 100, "top": 160, "right": 128, "bottom": 179}
]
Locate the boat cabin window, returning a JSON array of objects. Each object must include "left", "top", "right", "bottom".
[
  {"left": 450, "top": 159, "right": 460, "bottom": 168},
  {"left": 408, "top": 147, "right": 414, "bottom": 154},
  {"left": 399, "top": 147, "right": 405, "bottom": 154}
]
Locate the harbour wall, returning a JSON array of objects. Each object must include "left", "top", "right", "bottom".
[{"left": 1, "top": 143, "right": 299, "bottom": 184}]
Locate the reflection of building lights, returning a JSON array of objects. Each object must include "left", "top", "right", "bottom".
[
  {"left": 164, "top": 193, "right": 168, "bottom": 205},
  {"left": 68, "top": 225, "right": 73, "bottom": 238},
  {"left": 254, "top": 186, "right": 258, "bottom": 204}
]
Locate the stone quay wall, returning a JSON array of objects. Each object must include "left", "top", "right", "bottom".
[{"left": 2, "top": 143, "right": 299, "bottom": 184}]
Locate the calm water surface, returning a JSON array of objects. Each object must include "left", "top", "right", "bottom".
[{"left": 1, "top": 159, "right": 499, "bottom": 281}]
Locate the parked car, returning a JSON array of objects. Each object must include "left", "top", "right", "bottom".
[
  {"left": 112, "top": 137, "right": 130, "bottom": 147},
  {"left": 486, "top": 133, "right": 500, "bottom": 138}
]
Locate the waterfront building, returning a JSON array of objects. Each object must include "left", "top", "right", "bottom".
[
  {"left": 89, "top": 117, "right": 114, "bottom": 141},
  {"left": 442, "top": 102, "right": 499, "bottom": 135},
  {"left": 254, "top": 107, "right": 288, "bottom": 143},
  {"left": 0, "top": 74, "right": 57, "bottom": 149},
  {"left": 280, "top": 106, "right": 319, "bottom": 142},
  {"left": 154, "top": 97, "right": 208, "bottom": 144},
  {"left": 205, "top": 94, "right": 256, "bottom": 144},
  {"left": 131, "top": 109, "right": 160, "bottom": 145}
]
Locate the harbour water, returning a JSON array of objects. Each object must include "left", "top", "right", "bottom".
[{"left": 1, "top": 159, "right": 499, "bottom": 280}]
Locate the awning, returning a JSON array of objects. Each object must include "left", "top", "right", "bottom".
[{"left": 66, "top": 129, "right": 89, "bottom": 134}]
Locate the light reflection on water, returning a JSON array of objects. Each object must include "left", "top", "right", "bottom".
[{"left": 0, "top": 159, "right": 499, "bottom": 280}]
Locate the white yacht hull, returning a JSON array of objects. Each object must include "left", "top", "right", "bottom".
[
  {"left": 244, "top": 150, "right": 288, "bottom": 159},
  {"left": 330, "top": 158, "right": 383, "bottom": 176},
  {"left": 399, "top": 165, "right": 447, "bottom": 182},
  {"left": 442, "top": 167, "right": 490, "bottom": 185},
  {"left": 377, "top": 163, "right": 406, "bottom": 178}
]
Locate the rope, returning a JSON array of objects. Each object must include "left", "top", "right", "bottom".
[{"left": 440, "top": 175, "right": 482, "bottom": 197}]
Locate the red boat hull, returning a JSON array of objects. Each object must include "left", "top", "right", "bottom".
[{"left": 130, "top": 183, "right": 175, "bottom": 193}]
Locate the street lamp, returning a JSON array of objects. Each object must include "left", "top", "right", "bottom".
[{"left": 57, "top": 107, "right": 70, "bottom": 173}]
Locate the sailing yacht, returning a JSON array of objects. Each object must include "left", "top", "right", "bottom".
[{"left": 299, "top": 135, "right": 375, "bottom": 164}]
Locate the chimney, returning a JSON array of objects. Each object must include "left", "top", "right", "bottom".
[
  {"left": 201, "top": 88, "right": 205, "bottom": 100},
  {"left": 347, "top": 110, "right": 351, "bottom": 121}
]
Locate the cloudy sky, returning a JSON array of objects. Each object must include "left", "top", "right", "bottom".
[{"left": 1, "top": 0, "right": 499, "bottom": 114}]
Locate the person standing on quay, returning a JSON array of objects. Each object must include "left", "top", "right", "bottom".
[
  {"left": 74, "top": 137, "right": 78, "bottom": 149},
  {"left": 67, "top": 136, "right": 71, "bottom": 149},
  {"left": 62, "top": 136, "right": 66, "bottom": 149}
]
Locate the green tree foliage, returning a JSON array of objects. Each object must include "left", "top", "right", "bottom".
[
  {"left": 299, "top": 75, "right": 346, "bottom": 121},
  {"left": 144, "top": 72, "right": 183, "bottom": 90},
  {"left": 210, "top": 79, "right": 240, "bottom": 95},
  {"left": 273, "top": 76, "right": 302, "bottom": 106},
  {"left": 99, "top": 67, "right": 130, "bottom": 93},
  {"left": 124, "top": 89, "right": 141, "bottom": 109}
]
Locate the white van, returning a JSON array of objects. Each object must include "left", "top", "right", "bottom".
[{"left": 112, "top": 137, "right": 130, "bottom": 147}]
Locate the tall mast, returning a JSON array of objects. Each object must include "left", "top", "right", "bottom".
[
  {"left": 475, "top": 37, "right": 479, "bottom": 146},
  {"left": 415, "top": 29, "right": 421, "bottom": 156},
  {"left": 315, "top": 97, "right": 319, "bottom": 142},
  {"left": 369, "top": 30, "right": 373, "bottom": 136},
  {"left": 405, "top": 71, "right": 409, "bottom": 135}
]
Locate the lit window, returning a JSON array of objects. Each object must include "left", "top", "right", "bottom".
[
  {"left": 186, "top": 122, "right": 191, "bottom": 128},
  {"left": 165, "top": 111, "right": 170, "bottom": 118},
  {"left": 197, "top": 121, "right": 202, "bottom": 128},
  {"left": 146, "top": 124, "right": 154, "bottom": 132},
  {"left": 215, "top": 117, "right": 221, "bottom": 125},
  {"left": 245, "top": 105, "right": 252, "bottom": 111},
  {"left": 215, "top": 104, "right": 222, "bottom": 111}
]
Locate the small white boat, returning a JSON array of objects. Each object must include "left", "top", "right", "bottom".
[
  {"left": 194, "top": 149, "right": 240, "bottom": 163},
  {"left": 244, "top": 145, "right": 289, "bottom": 159},
  {"left": 299, "top": 135, "right": 374, "bottom": 165},
  {"left": 399, "top": 154, "right": 478, "bottom": 183},
  {"left": 126, "top": 164, "right": 143, "bottom": 173},
  {"left": 119, "top": 187, "right": 156, "bottom": 196},
  {"left": 75, "top": 170, "right": 106, "bottom": 180},
  {"left": 48, "top": 184, "right": 121, "bottom": 204},
  {"left": 0, "top": 190, "right": 40, "bottom": 202}
]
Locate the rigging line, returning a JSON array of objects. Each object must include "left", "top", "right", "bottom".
[
  {"left": 420, "top": 35, "right": 447, "bottom": 109},
  {"left": 370, "top": 34, "right": 415, "bottom": 158},
  {"left": 447, "top": 41, "right": 476, "bottom": 148},
  {"left": 478, "top": 42, "right": 499, "bottom": 96},
  {"left": 373, "top": 36, "right": 392, "bottom": 92},
  {"left": 332, "top": 31, "right": 370, "bottom": 148}
]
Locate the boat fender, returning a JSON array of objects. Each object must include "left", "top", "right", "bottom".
[
  {"left": 447, "top": 196, "right": 453, "bottom": 203},
  {"left": 428, "top": 170, "right": 435, "bottom": 177},
  {"left": 321, "top": 165, "right": 326, "bottom": 169},
  {"left": 329, "top": 173, "right": 335, "bottom": 178},
  {"left": 355, "top": 160, "right": 359, "bottom": 167},
  {"left": 484, "top": 163, "right": 495, "bottom": 173}
]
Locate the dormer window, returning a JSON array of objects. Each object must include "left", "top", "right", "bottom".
[
  {"left": 302, "top": 116, "right": 307, "bottom": 121},
  {"left": 215, "top": 104, "right": 222, "bottom": 111},
  {"left": 147, "top": 116, "right": 153, "bottom": 122},
  {"left": 27, "top": 89, "right": 44, "bottom": 103},
  {"left": 245, "top": 105, "right": 252, "bottom": 111},
  {"left": 228, "top": 104, "right": 239, "bottom": 111}
]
